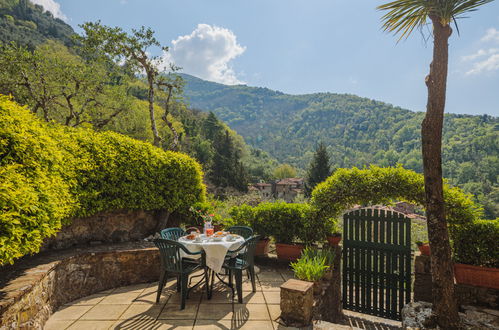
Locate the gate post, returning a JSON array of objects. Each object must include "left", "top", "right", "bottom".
[{"left": 321, "top": 245, "right": 344, "bottom": 323}]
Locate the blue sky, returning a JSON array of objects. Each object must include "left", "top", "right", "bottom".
[{"left": 37, "top": 0, "right": 499, "bottom": 116}]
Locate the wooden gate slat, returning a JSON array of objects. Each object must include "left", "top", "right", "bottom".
[{"left": 343, "top": 207, "right": 412, "bottom": 320}]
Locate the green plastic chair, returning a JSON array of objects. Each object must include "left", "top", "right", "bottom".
[
  {"left": 226, "top": 226, "right": 253, "bottom": 239},
  {"left": 222, "top": 235, "right": 260, "bottom": 303},
  {"left": 153, "top": 238, "right": 208, "bottom": 309},
  {"left": 160, "top": 227, "right": 185, "bottom": 241}
]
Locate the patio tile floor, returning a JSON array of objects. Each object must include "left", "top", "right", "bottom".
[
  {"left": 45, "top": 266, "right": 401, "bottom": 329},
  {"left": 46, "top": 269, "right": 291, "bottom": 330}
]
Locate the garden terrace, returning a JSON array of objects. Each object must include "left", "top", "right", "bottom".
[{"left": 0, "top": 241, "right": 401, "bottom": 330}]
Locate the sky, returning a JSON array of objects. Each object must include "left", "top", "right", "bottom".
[{"left": 33, "top": 0, "right": 499, "bottom": 116}]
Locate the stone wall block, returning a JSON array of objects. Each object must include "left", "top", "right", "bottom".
[
  {"left": 280, "top": 279, "right": 314, "bottom": 326},
  {"left": 41, "top": 209, "right": 168, "bottom": 251}
]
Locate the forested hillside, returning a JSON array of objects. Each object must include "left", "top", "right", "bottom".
[
  {"left": 182, "top": 74, "right": 499, "bottom": 218},
  {"left": 0, "top": 0, "right": 74, "bottom": 48},
  {"left": 0, "top": 7, "right": 278, "bottom": 190}
]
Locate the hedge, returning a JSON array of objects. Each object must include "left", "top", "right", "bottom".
[
  {"left": 452, "top": 219, "right": 499, "bottom": 268},
  {"left": 310, "top": 166, "right": 482, "bottom": 228},
  {"left": 229, "top": 201, "right": 326, "bottom": 244},
  {"left": 0, "top": 95, "right": 205, "bottom": 265}
]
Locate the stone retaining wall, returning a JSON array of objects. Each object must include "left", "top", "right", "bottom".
[
  {"left": 41, "top": 209, "right": 170, "bottom": 251},
  {"left": 414, "top": 255, "right": 499, "bottom": 309},
  {"left": 0, "top": 242, "right": 159, "bottom": 329}
]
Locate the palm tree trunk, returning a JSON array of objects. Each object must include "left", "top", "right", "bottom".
[{"left": 422, "top": 16, "right": 460, "bottom": 329}]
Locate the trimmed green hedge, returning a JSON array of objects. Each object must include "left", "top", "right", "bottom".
[
  {"left": 452, "top": 219, "right": 499, "bottom": 268},
  {"left": 229, "top": 201, "right": 326, "bottom": 244},
  {"left": 311, "top": 166, "right": 482, "bottom": 227},
  {"left": 0, "top": 95, "right": 205, "bottom": 265}
]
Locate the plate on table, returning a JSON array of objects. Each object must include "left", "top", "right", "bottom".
[
  {"left": 211, "top": 237, "right": 223, "bottom": 242},
  {"left": 184, "top": 234, "right": 196, "bottom": 240}
]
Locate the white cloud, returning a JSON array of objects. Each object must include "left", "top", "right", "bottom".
[
  {"left": 30, "top": 0, "right": 67, "bottom": 21},
  {"left": 462, "top": 48, "right": 499, "bottom": 62},
  {"left": 481, "top": 28, "right": 499, "bottom": 43},
  {"left": 462, "top": 28, "right": 499, "bottom": 75},
  {"left": 466, "top": 53, "right": 499, "bottom": 75},
  {"left": 163, "top": 24, "right": 246, "bottom": 85}
]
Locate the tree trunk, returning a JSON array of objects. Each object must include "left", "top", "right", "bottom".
[
  {"left": 147, "top": 73, "right": 161, "bottom": 147},
  {"left": 155, "top": 210, "right": 171, "bottom": 232},
  {"left": 162, "top": 86, "right": 179, "bottom": 151},
  {"left": 422, "top": 16, "right": 460, "bottom": 329}
]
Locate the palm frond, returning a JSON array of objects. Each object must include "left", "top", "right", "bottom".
[{"left": 378, "top": 0, "right": 495, "bottom": 40}]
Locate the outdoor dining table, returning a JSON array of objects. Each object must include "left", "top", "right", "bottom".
[
  {"left": 178, "top": 234, "right": 246, "bottom": 299},
  {"left": 178, "top": 234, "right": 245, "bottom": 273}
]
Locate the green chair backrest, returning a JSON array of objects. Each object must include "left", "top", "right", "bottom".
[
  {"left": 153, "top": 238, "right": 185, "bottom": 273},
  {"left": 160, "top": 227, "right": 185, "bottom": 241},
  {"left": 227, "top": 226, "right": 253, "bottom": 239},
  {"left": 234, "top": 235, "right": 260, "bottom": 268}
]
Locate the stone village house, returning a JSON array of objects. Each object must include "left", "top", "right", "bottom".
[{"left": 252, "top": 178, "right": 304, "bottom": 202}]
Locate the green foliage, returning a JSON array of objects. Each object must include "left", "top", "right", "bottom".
[
  {"left": 182, "top": 74, "right": 498, "bottom": 218},
  {"left": 229, "top": 201, "right": 326, "bottom": 244},
  {"left": 0, "top": 0, "right": 74, "bottom": 49},
  {"left": 209, "top": 130, "right": 248, "bottom": 192},
  {"left": 0, "top": 41, "right": 133, "bottom": 128},
  {"left": 273, "top": 164, "right": 297, "bottom": 180},
  {"left": 452, "top": 219, "right": 499, "bottom": 268},
  {"left": 378, "top": 0, "right": 494, "bottom": 40},
  {"left": 291, "top": 247, "right": 332, "bottom": 282},
  {"left": 0, "top": 96, "right": 205, "bottom": 265},
  {"left": 301, "top": 246, "right": 335, "bottom": 266},
  {"left": 311, "top": 166, "right": 482, "bottom": 228},
  {"left": 305, "top": 142, "right": 332, "bottom": 197}
]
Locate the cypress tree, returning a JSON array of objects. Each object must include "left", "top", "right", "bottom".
[
  {"left": 305, "top": 142, "right": 331, "bottom": 196},
  {"left": 209, "top": 130, "right": 248, "bottom": 192}
]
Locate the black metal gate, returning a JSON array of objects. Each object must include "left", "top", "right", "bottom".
[{"left": 342, "top": 208, "right": 412, "bottom": 320}]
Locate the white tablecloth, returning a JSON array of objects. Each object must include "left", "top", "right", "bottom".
[{"left": 178, "top": 235, "right": 245, "bottom": 273}]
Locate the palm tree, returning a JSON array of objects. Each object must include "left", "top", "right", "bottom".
[{"left": 377, "top": 1, "right": 494, "bottom": 328}]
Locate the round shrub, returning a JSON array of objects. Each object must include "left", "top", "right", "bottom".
[
  {"left": 0, "top": 95, "right": 205, "bottom": 265},
  {"left": 310, "top": 165, "right": 482, "bottom": 228}
]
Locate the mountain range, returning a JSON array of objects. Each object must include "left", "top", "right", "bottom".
[
  {"left": 181, "top": 74, "right": 498, "bottom": 218},
  {"left": 0, "top": 0, "right": 497, "bottom": 218}
]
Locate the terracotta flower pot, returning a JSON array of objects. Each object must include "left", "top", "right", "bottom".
[
  {"left": 255, "top": 238, "right": 270, "bottom": 257},
  {"left": 327, "top": 234, "right": 342, "bottom": 246},
  {"left": 417, "top": 243, "right": 430, "bottom": 256},
  {"left": 275, "top": 243, "right": 304, "bottom": 261},
  {"left": 454, "top": 263, "right": 499, "bottom": 290}
]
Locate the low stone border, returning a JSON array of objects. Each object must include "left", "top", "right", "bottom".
[{"left": 0, "top": 242, "right": 159, "bottom": 329}]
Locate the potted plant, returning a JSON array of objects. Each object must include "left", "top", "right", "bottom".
[
  {"left": 266, "top": 202, "right": 309, "bottom": 261},
  {"left": 291, "top": 247, "right": 333, "bottom": 294},
  {"left": 189, "top": 204, "right": 223, "bottom": 232},
  {"left": 326, "top": 222, "right": 342, "bottom": 246},
  {"left": 416, "top": 241, "right": 430, "bottom": 256}
]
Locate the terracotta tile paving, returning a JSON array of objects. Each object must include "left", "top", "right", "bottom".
[{"left": 45, "top": 266, "right": 401, "bottom": 329}]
